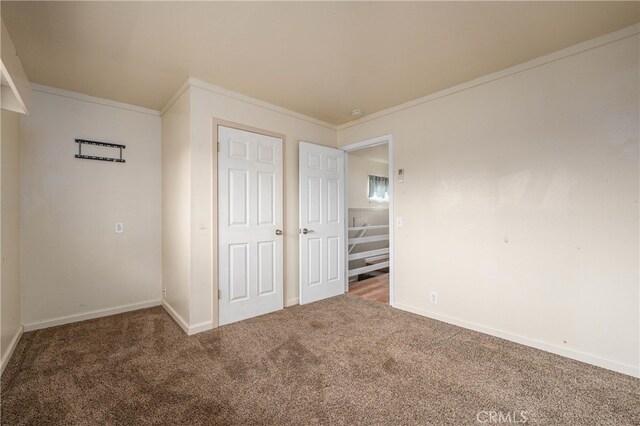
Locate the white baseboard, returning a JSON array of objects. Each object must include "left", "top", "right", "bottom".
[
  {"left": 189, "top": 321, "right": 214, "bottom": 335},
  {"left": 393, "top": 302, "right": 639, "bottom": 378},
  {"left": 161, "top": 299, "right": 214, "bottom": 335},
  {"left": 161, "top": 299, "right": 189, "bottom": 334},
  {"left": 23, "top": 300, "right": 162, "bottom": 332},
  {"left": 285, "top": 297, "right": 299, "bottom": 307},
  {"left": 1, "top": 325, "right": 24, "bottom": 376}
]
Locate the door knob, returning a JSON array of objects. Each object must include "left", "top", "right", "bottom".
[
  {"left": 302, "top": 228, "right": 315, "bottom": 235},
  {"left": 275, "top": 229, "right": 283, "bottom": 235}
]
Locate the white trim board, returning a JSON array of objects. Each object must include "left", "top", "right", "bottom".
[
  {"left": 285, "top": 297, "right": 299, "bottom": 307},
  {"left": 0, "top": 325, "right": 23, "bottom": 376},
  {"left": 394, "top": 302, "right": 640, "bottom": 378},
  {"left": 161, "top": 300, "right": 214, "bottom": 336},
  {"left": 337, "top": 23, "right": 640, "bottom": 131},
  {"left": 31, "top": 84, "right": 161, "bottom": 117},
  {"left": 23, "top": 300, "right": 161, "bottom": 332},
  {"left": 159, "top": 78, "right": 190, "bottom": 116},
  {"left": 161, "top": 299, "right": 189, "bottom": 334},
  {"left": 161, "top": 77, "right": 336, "bottom": 131},
  {"left": 189, "top": 321, "right": 214, "bottom": 335}
]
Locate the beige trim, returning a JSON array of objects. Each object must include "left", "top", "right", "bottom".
[
  {"left": 162, "top": 77, "right": 336, "bottom": 131},
  {"left": 193, "top": 78, "right": 335, "bottom": 129},
  {"left": 23, "top": 300, "right": 162, "bottom": 332},
  {"left": 159, "top": 79, "right": 190, "bottom": 116},
  {"left": 31, "top": 83, "right": 160, "bottom": 117},
  {"left": 211, "top": 119, "right": 287, "bottom": 329},
  {"left": 394, "top": 301, "right": 639, "bottom": 378},
  {"left": 161, "top": 299, "right": 189, "bottom": 334},
  {"left": 0, "top": 325, "right": 23, "bottom": 376},
  {"left": 213, "top": 118, "right": 287, "bottom": 141}
]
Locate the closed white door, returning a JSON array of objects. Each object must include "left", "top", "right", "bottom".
[
  {"left": 299, "top": 142, "right": 346, "bottom": 304},
  {"left": 218, "top": 126, "right": 283, "bottom": 325}
]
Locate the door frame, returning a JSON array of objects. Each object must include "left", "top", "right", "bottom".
[
  {"left": 341, "top": 134, "right": 395, "bottom": 306},
  {"left": 212, "top": 119, "right": 287, "bottom": 327}
]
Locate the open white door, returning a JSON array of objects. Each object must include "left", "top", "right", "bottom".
[
  {"left": 299, "top": 142, "right": 346, "bottom": 304},
  {"left": 218, "top": 125, "right": 283, "bottom": 325}
]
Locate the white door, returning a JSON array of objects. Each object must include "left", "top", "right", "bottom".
[
  {"left": 299, "top": 142, "right": 346, "bottom": 304},
  {"left": 218, "top": 126, "right": 284, "bottom": 325}
]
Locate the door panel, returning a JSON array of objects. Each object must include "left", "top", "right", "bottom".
[
  {"left": 299, "top": 142, "right": 345, "bottom": 304},
  {"left": 257, "top": 172, "right": 275, "bottom": 225},
  {"left": 257, "top": 241, "right": 275, "bottom": 295},
  {"left": 218, "top": 126, "right": 283, "bottom": 325},
  {"left": 229, "top": 169, "right": 248, "bottom": 226}
]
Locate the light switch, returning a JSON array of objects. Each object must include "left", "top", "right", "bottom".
[
  {"left": 115, "top": 223, "right": 124, "bottom": 234},
  {"left": 398, "top": 168, "right": 405, "bottom": 183},
  {"left": 396, "top": 216, "right": 403, "bottom": 227}
]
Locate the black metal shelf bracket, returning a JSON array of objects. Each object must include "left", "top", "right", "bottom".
[{"left": 75, "top": 139, "right": 126, "bottom": 163}]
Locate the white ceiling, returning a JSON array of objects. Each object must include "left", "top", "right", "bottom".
[{"left": 2, "top": 1, "right": 638, "bottom": 124}]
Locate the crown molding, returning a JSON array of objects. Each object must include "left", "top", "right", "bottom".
[
  {"left": 31, "top": 83, "right": 160, "bottom": 116},
  {"left": 161, "top": 77, "right": 336, "bottom": 130},
  {"left": 337, "top": 23, "right": 640, "bottom": 131}
]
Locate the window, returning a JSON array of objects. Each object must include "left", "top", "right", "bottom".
[{"left": 368, "top": 175, "right": 389, "bottom": 202}]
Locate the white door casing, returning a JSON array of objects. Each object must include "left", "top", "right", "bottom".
[
  {"left": 218, "top": 126, "right": 284, "bottom": 325},
  {"left": 299, "top": 142, "right": 346, "bottom": 304}
]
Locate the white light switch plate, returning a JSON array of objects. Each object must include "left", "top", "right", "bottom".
[{"left": 396, "top": 216, "right": 403, "bottom": 227}]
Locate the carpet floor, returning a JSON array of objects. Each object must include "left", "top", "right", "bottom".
[{"left": 1, "top": 295, "right": 639, "bottom": 425}]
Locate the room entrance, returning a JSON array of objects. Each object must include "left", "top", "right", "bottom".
[
  {"left": 344, "top": 141, "right": 391, "bottom": 304},
  {"left": 297, "top": 135, "right": 394, "bottom": 306}
]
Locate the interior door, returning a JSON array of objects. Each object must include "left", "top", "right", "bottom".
[
  {"left": 299, "top": 142, "right": 346, "bottom": 304},
  {"left": 218, "top": 125, "right": 283, "bottom": 325}
]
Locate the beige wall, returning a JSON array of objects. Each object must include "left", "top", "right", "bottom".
[
  {"left": 348, "top": 154, "right": 388, "bottom": 210},
  {"left": 20, "top": 87, "right": 162, "bottom": 328},
  {"left": 338, "top": 33, "right": 639, "bottom": 376},
  {"left": 161, "top": 87, "right": 191, "bottom": 328},
  {"left": 1, "top": 108, "right": 22, "bottom": 371},
  {"left": 160, "top": 79, "right": 337, "bottom": 331},
  {"left": 190, "top": 81, "right": 337, "bottom": 328}
]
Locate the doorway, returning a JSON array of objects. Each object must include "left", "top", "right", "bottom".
[{"left": 342, "top": 135, "right": 394, "bottom": 305}]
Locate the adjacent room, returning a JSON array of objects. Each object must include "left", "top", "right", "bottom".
[
  {"left": 346, "top": 142, "right": 391, "bottom": 304},
  {"left": 1, "top": 2, "right": 638, "bottom": 425}
]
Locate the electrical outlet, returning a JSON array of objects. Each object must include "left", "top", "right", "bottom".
[
  {"left": 430, "top": 291, "right": 438, "bottom": 304},
  {"left": 115, "top": 222, "right": 124, "bottom": 234},
  {"left": 162, "top": 286, "right": 167, "bottom": 297}
]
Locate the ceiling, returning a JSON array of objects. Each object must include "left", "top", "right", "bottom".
[{"left": 2, "top": 2, "right": 638, "bottom": 125}]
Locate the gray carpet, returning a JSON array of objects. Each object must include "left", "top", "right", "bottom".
[{"left": 1, "top": 295, "right": 639, "bottom": 425}]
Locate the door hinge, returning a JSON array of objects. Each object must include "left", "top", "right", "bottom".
[
  {"left": 217, "top": 143, "right": 221, "bottom": 152},
  {"left": 218, "top": 289, "right": 222, "bottom": 300}
]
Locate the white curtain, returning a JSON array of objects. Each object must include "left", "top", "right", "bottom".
[{"left": 368, "top": 175, "right": 389, "bottom": 202}]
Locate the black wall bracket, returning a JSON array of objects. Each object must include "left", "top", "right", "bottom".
[{"left": 75, "top": 139, "right": 126, "bottom": 163}]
